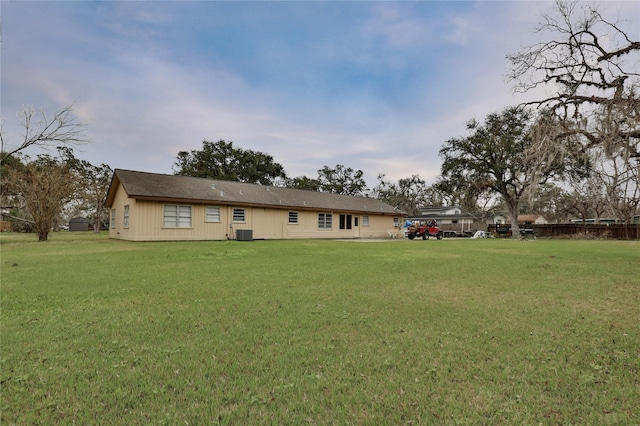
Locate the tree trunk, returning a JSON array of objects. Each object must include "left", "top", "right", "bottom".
[
  {"left": 38, "top": 231, "right": 49, "bottom": 241},
  {"left": 94, "top": 203, "right": 101, "bottom": 233},
  {"left": 508, "top": 201, "right": 520, "bottom": 238}
]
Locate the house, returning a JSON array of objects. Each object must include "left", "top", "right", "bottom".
[
  {"left": 518, "top": 214, "right": 548, "bottom": 225},
  {"left": 419, "top": 206, "right": 462, "bottom": 216},
  {"left": 104, "top": 169, "right": 405, "bottom": 241},
  {"left": 408, "top": 206, "right": 484, "bottom": 234},
  {"left": 493, "top": 214, "right": 548, "bottom": 225}
]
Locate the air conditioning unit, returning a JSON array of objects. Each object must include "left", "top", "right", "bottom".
[{"left": 236, "top": 229, "right": 253, "bottom": 241}]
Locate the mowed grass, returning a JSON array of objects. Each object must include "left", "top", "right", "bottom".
[{"left": 1, "top": 233, "right": 638, "bottom": 425}]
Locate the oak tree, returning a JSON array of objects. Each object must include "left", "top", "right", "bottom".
[
  {"left": 372, "top": 174, "right": 428, "bottom": 216},
  {"left": 284, "top": 176, "right": 322, "bottom": 191},
  {"left": 59, "top": 147, "right": 113, "bottom": 233},
  {"left": 173, "top": 139, "right": 286, "bottom": 185},
  {"left": 316, "top": 164, "right": 368, "bottom": 196},
  {"left": 439, "top": 107, "right": 571, "bottom": 236}
]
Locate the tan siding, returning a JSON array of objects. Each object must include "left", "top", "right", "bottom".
[
  {"left": 253, "top": 208, "right": 287, "bottom": 239},
  {"left": 360, "top": 214, "right": 399, "bottom": 239},
  {"left": 109, "top": 183, "right": 137, "bottom": 240},
  {"left": 132, "top": 202, "right": 232, "bottom": 241},
  {"left": 108, "top": 182, "right": 402, "bottom": 241}
]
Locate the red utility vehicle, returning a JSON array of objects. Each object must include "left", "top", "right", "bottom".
[{"left": 406, "top": 220, "right": 443, "bottom": 240}]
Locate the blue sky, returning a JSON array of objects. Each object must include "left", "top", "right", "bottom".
[{"left": 2, "top": 1, "right": 638, "bottom": 188}]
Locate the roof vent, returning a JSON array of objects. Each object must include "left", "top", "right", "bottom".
[
  {"left": 211, "top": 184, "right": 216, "bottom": 189},
  {"left": 220, "top": 191, "right": 224, "bottom": 196},
  {"left": 239, "top": 190, "right": 243, "bottom": 195}
]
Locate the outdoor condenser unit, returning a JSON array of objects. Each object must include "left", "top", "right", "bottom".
[{"left": 236, "top": 229, "right": 253, "bottom": 241}]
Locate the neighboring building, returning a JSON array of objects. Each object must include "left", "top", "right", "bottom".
[
  {"left": 518, "top": 215, "right": 548, "bottom": 225},
  {"left": 69, "top": 217, "right": 90, "bottom": 232},
  {"left": 408, "top": 206, "right": 484, "bottom": 234},
  {"left": 419, "top": 206, "right": 462, "bottom": 216},
  {"left": 493, "top": 214, "right": 548, "bottom": 225},
  {"left": 104, "top": 169, "right": 405, "bottom": 241},
  {"left": 570, "top": 217, "right": 620, "bottom": 224}
]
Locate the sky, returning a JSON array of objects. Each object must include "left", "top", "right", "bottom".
[{"left": 2, "top": 1, "right": 638, "bottom": 189}]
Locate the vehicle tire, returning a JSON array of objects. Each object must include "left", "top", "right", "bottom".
[
  {"left": 437, "top": 232, "right": 443, "bottom": 240},
  {"left": 408, "top": 234, "right": 415, "bottom": 240},
  {"left": 424, "top": 234, "right": 430, "bottom": 240}
]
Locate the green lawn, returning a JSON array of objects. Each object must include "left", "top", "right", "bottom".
[{"left": 1, "top": 232, "right": 639, "bottom": 424}]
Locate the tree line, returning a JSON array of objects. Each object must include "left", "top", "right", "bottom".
[{"left": 1, "top": 1, "right": 638, "bottom": 240}]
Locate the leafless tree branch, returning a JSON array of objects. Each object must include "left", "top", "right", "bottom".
[{"left": 1, "top": 104, "right": 90, "bottom": 162}]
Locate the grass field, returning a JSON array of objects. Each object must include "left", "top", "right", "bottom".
[{"left": 1, "top": 232, "right": 639, "bottom": 424}]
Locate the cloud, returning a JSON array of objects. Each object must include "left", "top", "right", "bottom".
[{"left": 2, "top": 0, "right": 637, "bottom": 191}]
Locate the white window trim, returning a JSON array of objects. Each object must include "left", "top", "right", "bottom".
[
  {"left": 163, "top": 204, "right": 192, "bottom": 228},
  {"left": 111, "top": 209, "right": 116, "bottom": 229},
  {"left": 232, "top": 208, "right": 246, "bottom": 223},
  {"left": 288, "top": 211, "right": 298, "bottom": 225},
  {"left": 123, "top": 205, "right": 130, "bottom": 228},
  {"left": 206, "top": 206, "right": 221, "bottom": 223},
  {"left": 362, "top": 215, "right": 370, "bottom": 226},
  {"left": 318, "top": 213, "right": 332, "bottom": 229}
]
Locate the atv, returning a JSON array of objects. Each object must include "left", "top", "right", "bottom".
[{"left": 406, "top": 220, "right": 443, "bottom": 240}]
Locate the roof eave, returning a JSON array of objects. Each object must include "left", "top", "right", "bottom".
[{"left": 126, "top": 194, "right": 401, "bottom": 215}]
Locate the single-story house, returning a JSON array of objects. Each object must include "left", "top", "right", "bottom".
[{"left": 104, "top": 169, "right": 405, "bottom": 241}]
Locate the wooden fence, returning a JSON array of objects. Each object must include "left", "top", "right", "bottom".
[{"left": 531, "top": 224, "right": 639, "bottom": 240}]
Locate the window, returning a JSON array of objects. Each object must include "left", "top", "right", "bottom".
[
  {"left": 393, "top": 217, "right": 400, "bottom": 227},
  {"left": 206, "top": 207, "right": 221, "bottom": 222},
  {"left": 123, "top": 205, "right": 129, "bottom": 228},
  {"left": 288, "top": 211, "right": 298, "bottom": 224},
  {"left": 362, "top": 215, "right": 369, "bottom": 226},
  {"left": 111, "top": 209, "right": 116, "bottom": 229},
  {"left": 232, "top": 208, "right": 245, "bottom": 222},
  {"left": 318, "top": 213, "right": 332, "bottom": 229},
  {"left": 163, "top": 205, "right": 192, "bottom": 228},
  {"left": 339, "top": 214, "right": 352, "bottom": 230}
]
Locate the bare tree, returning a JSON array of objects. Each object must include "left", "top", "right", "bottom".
[
  {"left": 1, "top": 105, "right": 89, "bottom": 162},
  {"left": 563, "top": 175, "right": 610, "bottom": 223},
  {"left": 508, "top": 1, "right": 639, "bottom": 150},
  {"left": 6, "top": 155, "right": 77, "bottom": 241},
  {"left": 508, "top": 1, "right": 639, "bottom": 222}
]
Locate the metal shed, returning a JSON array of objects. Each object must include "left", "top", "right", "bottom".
[{"left": 69, "top": 217, "right": 90, "bottom": 232}]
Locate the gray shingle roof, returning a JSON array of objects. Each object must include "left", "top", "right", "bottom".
[{"left": 106, "top": 169, "right": 403, "bottom": 215}]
